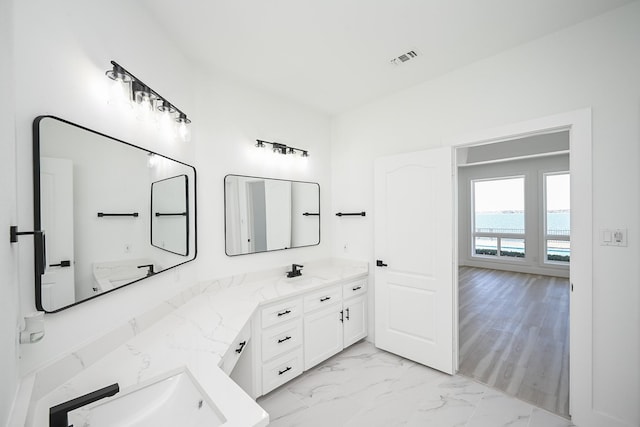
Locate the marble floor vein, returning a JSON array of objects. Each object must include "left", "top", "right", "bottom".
[{"left": 257, "top": 341, "right": 574, "bottom": 427}]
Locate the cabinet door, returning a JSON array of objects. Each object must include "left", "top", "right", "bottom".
[
  {"left": 304, "top": 303, "right": 344, "bottom": 370},
  {"left": 343, "top": 295, "right": 367, "bottom": 348}
]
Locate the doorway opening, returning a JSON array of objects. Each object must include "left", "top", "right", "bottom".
[{"left": 455, "top": 131, "right": 571, "bottom": 417}]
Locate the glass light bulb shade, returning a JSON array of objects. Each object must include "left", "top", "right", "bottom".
[
  {"left": 158, "top": 109, "right": 176, "bottom": 137},
  {"left": 107, "top": 79, "right": 132, "bottom": 108},
  {"left": 175, "top": 112, "right": 191, "bottom": 124},
  {"left": 135, "top": 96, "right": 156, "bottom": 122},
  {"left": 177, "top": 121, "right": 191, "bottom": 142},
  {"left": 105, "top": 66, "right": 132, "bottom": 83},
  {"left": 134, "top": 90, "right": 155, "bottom": 105},
  {"left": 157, "top": 100, "right": 176, "bottom": 114},
  {"left": 301, "top": 151, "right": 309, "bottom": 157},
  {"left": 147, "top": 153, "right": 157, "bottom": 168}
]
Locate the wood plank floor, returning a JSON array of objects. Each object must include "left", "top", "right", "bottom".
[{"left": 458, "top": 266, "right": 570, "bottom": 417}]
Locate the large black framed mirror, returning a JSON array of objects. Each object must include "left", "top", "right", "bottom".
[
  {"left": 224, "top": 174, "right": 320, "bottom": 256},
  {"left": 33, "top": 116, "right": 197, "bottom": 313}
]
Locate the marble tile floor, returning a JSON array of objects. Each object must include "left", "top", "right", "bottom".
[{"left": 257, "top": 341, "right": 574, "bottom": 427}]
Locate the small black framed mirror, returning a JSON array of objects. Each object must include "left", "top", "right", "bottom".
[
  {"left": 33, "top": 116, "right": 197, "bottom": 313},
  {"left": 224, "top": 174, "right": 320, "bottom": 256}
]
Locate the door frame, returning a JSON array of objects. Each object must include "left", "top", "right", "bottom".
[{"left": 448, "top": 109, "right": 592, "bottom": 422}]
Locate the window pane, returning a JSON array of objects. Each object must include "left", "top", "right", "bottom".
[
  {"left": 474, "top": 237, "right": 497, "bottom": 256},
  {"left": 473, "top": 177, "right": 525, "bottom": 234},
  {"left": 545, "top": 173, "right": 570, "bottom": 236},
  {"left": 500, "top": 238, "right": 525, "bottom": 258},
  {"left": 545, "top": 173, "right": 570, "bottom": 263},
  {"left": 547, "top": 239, "right": 570, "bottom": 262}
]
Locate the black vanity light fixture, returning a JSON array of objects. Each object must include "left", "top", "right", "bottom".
[
  {"left": 105, "top": 60, "right": 191, "bottom": 142},
  {"left": 255, "top": 139, "right": 309, "bottom": 157}
]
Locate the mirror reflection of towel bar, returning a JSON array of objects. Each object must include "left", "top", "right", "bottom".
[{"left": 97, "top": 212, "right": 139, "bottom": 217}]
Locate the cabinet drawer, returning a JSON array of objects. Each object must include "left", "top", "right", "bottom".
[
  {"left": 262, "top": 319, "right": 303, "bottom": 362},
  {"left": 262, "top": 348, "right": 303, "bottom": 394},
  {"left": 303, "top": 285, "right": 342, "bottom": 313},
  {"left": 343, "top": 278, "right": 367, "bottom": 299},
  {"left": 219, "top": 319, "right": 251, "bottom": 375},
  {"left": 261, "top": 297, "right": 303, "bottom": 329}
]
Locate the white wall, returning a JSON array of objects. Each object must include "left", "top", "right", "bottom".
[
  {"left": 0, "top": 0, "right": 20, "bottom": 423},
  {"left": 13, "top": 0, "right": 197, "bottom": 375},
  {"left": 193, "top": 69, "right": 332, "bottom": 281},
  {"left": 13, "top": 0, "right": 332, "bottom": 376},
  {"left": 458, "top": 154, "right": 570, "bottom": 277},
  {"left": 331, "top": 3, "right": 639, "bottom": 426}
]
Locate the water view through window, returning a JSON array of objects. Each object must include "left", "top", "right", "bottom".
[
  {"left": 545, "top": 173, "right": 570, "bottom": 262},
  {"left": 472, "top": 173, "right": 570, "bottom": 263},
  {"left": 473, "top": 177, "right": 525, "bottom": 258}
]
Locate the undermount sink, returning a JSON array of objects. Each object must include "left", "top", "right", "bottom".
[{"left": 68, "top": 368, "right": 226, "bottom": 427}]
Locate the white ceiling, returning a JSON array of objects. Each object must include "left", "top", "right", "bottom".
[{"left": 139, "top": 0, "right": 634, "bottom": 115}]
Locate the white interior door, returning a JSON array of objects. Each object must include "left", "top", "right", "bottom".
[
  {"left": 374, "top": 147, "right": 454, "bottom": 374},
  {"left": 41, "top": 157, "right": 75, "bottom": 310}
]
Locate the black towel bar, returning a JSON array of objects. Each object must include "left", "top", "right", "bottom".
[
  {"left": 97, "top": 212, "right": 139, "bottom": 217},
  {"left": 335, "top": 212, "right": 366, "bottom": 217}
]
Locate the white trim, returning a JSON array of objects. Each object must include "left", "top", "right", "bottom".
[
  {"left": 541, "top": 171, "right": 571, "bottom": 266},
  {"left": 458, "top": 149, "right": 570, "bottom": 168},
  {"left": 449, "top": 108, "right": 595, "bottom": 425},
  {"left": 470, "top": 175, "right": 526, "bottom": 260}
]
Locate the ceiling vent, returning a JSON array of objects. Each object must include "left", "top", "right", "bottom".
[{"left": 390, "top": 50, "right": 418, "bottom": 65}]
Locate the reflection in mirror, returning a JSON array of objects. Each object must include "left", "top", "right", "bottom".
[
  {"left": 34, "top": 116, "right": 197, "bottom": 313},
  {"left": 151, "top": 175, "right": 189, "bottom": 256},
  {"left": 224, "top": 175, "right": 320, "bottom": 256}
]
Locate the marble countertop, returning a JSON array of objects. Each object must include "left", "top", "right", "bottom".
[{"left": 26, "top": 258, "right": 368, "bottom": 427}]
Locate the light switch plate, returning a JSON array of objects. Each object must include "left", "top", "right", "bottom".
[{"left": 601, "top": 228, "right": 628, "bottom": 246}]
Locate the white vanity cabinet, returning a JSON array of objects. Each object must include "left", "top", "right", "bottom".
[
  {"left": 341, "top": 277, "right": 368, "bottom": 347},
  {"left": 303, "top": 294, "right": 344, "bottom": 369},
  {"left": 256, "top": 297, "right": 305, "bottom": 395},
  {"left": 220, "top": 319, "right": 252, "bottom": 375},
  {"left": 343, "top": 294, "right": 367, "bottom": 347},
  {"left": 250, "top": 276, "right": 368, "bottom": 397},
  {"left": 303, "top": 279, "right": 368, "bottom": 369}
]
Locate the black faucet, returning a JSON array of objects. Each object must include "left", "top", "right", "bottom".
[
  {"left": 50, "top": 383, "right": 119, "bottom": 427},
  {"left": 137, "top": 264, "right": 155, "bottom": 277},
  {"left": 286, "top": 264, "right": 304, "bottom": 278}
]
